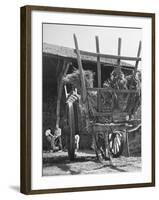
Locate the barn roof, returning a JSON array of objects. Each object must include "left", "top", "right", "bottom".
[{"left": 43, "top": 43, "right": 134, "bottom": 68}]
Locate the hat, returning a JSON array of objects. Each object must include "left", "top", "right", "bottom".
[{"left": 45, "top": 129, "right": 51, "bottom": 136}]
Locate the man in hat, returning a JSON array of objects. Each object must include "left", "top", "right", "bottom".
[{"left": 45, "top": 128, "right": 62, "bottom": 152}]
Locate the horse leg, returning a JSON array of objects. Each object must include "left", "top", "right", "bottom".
[
  {"left": 92, "top": 134, "right": 99, "bottom": 160},
  {"left": 93, "top": 133, "right": 103, "bottom": 162},
  {"left": 104, "top": 130, "right": 111, "bottom": 161}
]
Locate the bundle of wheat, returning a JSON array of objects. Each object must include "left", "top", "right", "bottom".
[
  {"left": 103, "top": 68, "right": 127, "bottom": 111},
  {"left": 87, "top": 90, "right": 98, "bottom": 118},
  {"left": 125, "top": 72, "right": 141, "bottom": 117},
  {"left": 63, "top": 69, "right": 94, "bottom": 94},
  {"left": 103, "top": 68, "right": 141, "bottom": 116},
  {"left": 103, "top": 68, "right": 141, "bottom": 91},
  {"left": 126, "top": 71, "right": 141, "bottom": 90},
  {"left": 103, "top": 68, "right": 127, "bottom": 90}
]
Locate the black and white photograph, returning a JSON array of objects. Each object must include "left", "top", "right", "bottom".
[
  {"left": 20, "top": 6, "right": 155, "bottom": 193},
  {"left": 42, "top": 23, "right": 142, "bottom": 176}
]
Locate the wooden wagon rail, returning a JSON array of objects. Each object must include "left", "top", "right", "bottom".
[
  {"left": 87, "top": 88, "right": 139, "bottom": 93},
  {"left": 74, "top": 49, "right": 141, "bottom": 62}
]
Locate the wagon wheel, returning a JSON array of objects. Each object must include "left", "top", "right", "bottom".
[
  {"left": 108, "top": 130, "right": 124, "bottom": 158},
  {"left": 67, "top": 103, "right": 76, "bottom": 161}
]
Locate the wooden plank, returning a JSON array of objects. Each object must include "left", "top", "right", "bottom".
[
  {"left": 126, "top": 131, "right": 130, "bottom": 157},
  {"left": 73, "top": 34, "right": 90, "bottom": 130},
  {"left": 97, "top": 88, "right": 101, "bottom": 112},
  {"left": 53, "top": 53, "right": 135, "bottom": 69},
  {"left": 56, "top": 61, "right": 70, "bottom": 128},
  {"left": 117, "top": 37, "right": 122, "bottom": 66},
  {"left": 92, "top": 122, "right": 131, "bottom": 127},
  {"left": 64, "top": 85, "right": 69, "bottom": 98},
  {"left": 95, "top": 36, "right": 101, "bottom": 88},
  {"left": 134, "top": 40, "right": 142, "bottom": 73},
  {"left": 122, "top": 131, "right": 130, "bottom": 157},
  {"left": 87, "top": 88, "right": 138, "bottom": 93},
  {"left": 103, "top": 64, "right": 135, "bottom": 71},
  {"left": 93, "top": 112, "right": 112, "bottom": 117},
  {"left": 74, "top": 49, "right": 141, "bottom": 61},
  {"left": 73, "top": 34, "right": 87, "bottom": 103},
  {"left": 57, "top": 59, "right": 66, "bottom": 87}
]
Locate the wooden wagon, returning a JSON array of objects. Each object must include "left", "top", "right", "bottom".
[{"left": 55, "top": 34, "right": 141, "bottom": 161}]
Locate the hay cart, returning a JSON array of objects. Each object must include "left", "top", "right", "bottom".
[{"left": 56, "top": 34, "right": 141, "bottom": 161}]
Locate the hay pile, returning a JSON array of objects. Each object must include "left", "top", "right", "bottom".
[
  {"left": 63, "top": 68, "right": 94, "bottom": 94},
  {"left": 87, "top": 90, "right": 98, "bottom": 118},
  {"left": 103, "top": 68, "right": 127, "bottom": 89},
  {"left": 103, "top": 68, "right": 141, "bottom": 116},
  {"left": 103, "top": 67, "right": 141, "bottom": 90}
]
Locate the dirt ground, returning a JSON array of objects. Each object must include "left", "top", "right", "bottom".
[{"left": 43, "top": 150, "right": 141, "bottom": 176}]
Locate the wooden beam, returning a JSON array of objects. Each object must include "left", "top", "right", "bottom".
[
  {"left": 97, "top": 89, "right": 101, "bottom": 112},
  {"left": 73, "top": 34, "right": 91, "bottom": 130},
  {"left": 95, "top": 36, "right": 101, "bottom": 88},
  {"left": 73, "top": 34, "right": 87, "bottom": 103},
  {"left": 134, "top": 40, "right": 142, "bottom": 73},
  {"left": 56, "top": 61, "right": 70, "bottom": 128},
  {"left": 103, "top": 64, "right": 134, "bottom": 71},
  {"left": 93, "top": 112, "right": 113, "bottom": 117},
  {"left": 56, "top": 56, "right": 61, "bottom": 79},
  {"left": 74, "top": 49, "right": 141, "bottom": 61},
  {"left": 117, "top": 37, "right": 122, "bottom": 66},
  {"left": 127, "top": 123, "right": 141, "bottom": 133},
  {"left": 57, "top": 60, "right": 67, "bottom": 87},
  {"left": 87, "top": 88, "right": 138, "bottom": 93},
  {"left": 92, "top": 122, "right": 133, "bottom": 127}
]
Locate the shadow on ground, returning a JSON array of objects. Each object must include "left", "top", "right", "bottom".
[
  {"left": 9, "top": 185, "right": 20, "bottom": 192},
  {"left": 42, "top": 151, "right": 141, "bottom": 176}
]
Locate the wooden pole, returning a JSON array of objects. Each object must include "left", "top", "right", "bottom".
[
  {"left": 134, "top": 41, "right": 142, "bottom": 74},
  {"left": 73, "top": 34, "right": 90, "bottom": 130},
  {"left": 56, "top": 61, "right": 70, "bottom": 129},
  {"left": 73, "top": 34, "right": 87, "bottom": 103},
  {"left": 126, "top": 130, "right": 130, "bottom": 157},
  {"left": 117, "top": 37, "right": 122, "bottom": 66},
  {"left": 95, "top": 36, "right": 101, "bottom": 88}
]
